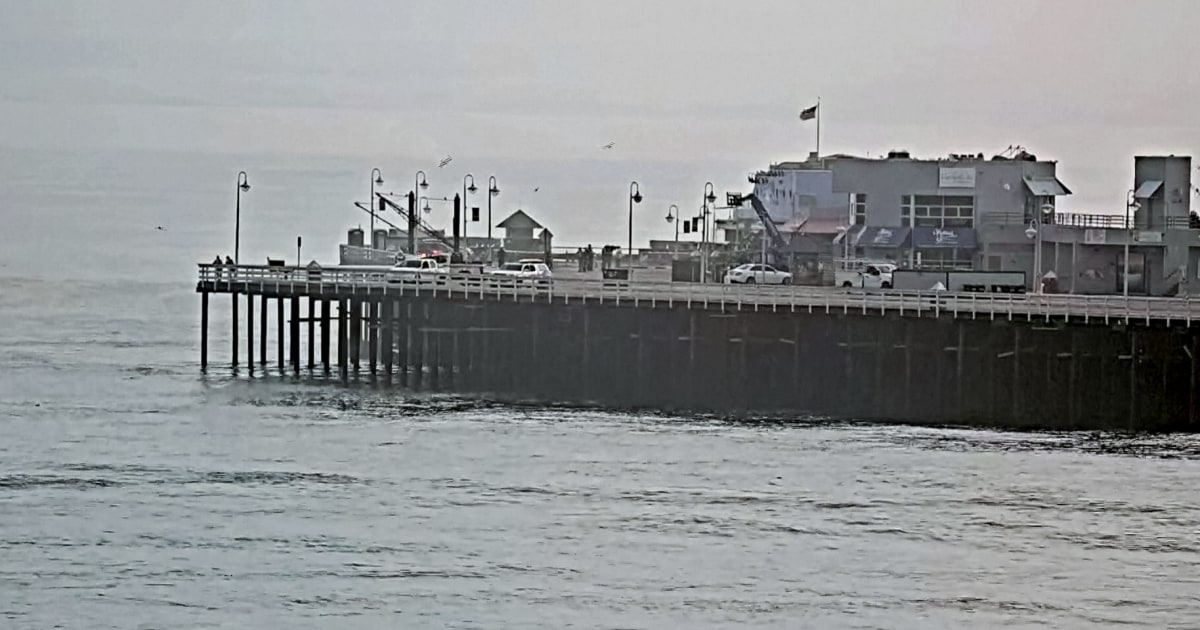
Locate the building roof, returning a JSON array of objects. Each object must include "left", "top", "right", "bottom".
[{"left": 496, "top": 209, "right": 542, "bottom": 230}]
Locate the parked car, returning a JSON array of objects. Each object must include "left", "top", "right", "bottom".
[
  {"left": 836, "top": 262, "right": 895, "bottom": 289},
  {"left": 388, "top": 257, "right": 446, "bottom": 284},
  {"left": 724, "top": 263, "right": 793, "bottom": 285},
  {"left": 490, "top": 261, "right": 553, "bottom": 279}
]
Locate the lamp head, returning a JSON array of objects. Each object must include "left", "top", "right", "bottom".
[
  {"left": 239, "top": 181, "right": 251, "bottom": 192},
  {"left": 665, "top": 214, "right": 675, "bottom": 223},
  {"left": 375, "top": 175, "right": 384, "bottom": 185},
  {"left": 468, "top": 184, "right": 478, "bottom": 194},
  {"left": 489, "top": 186, "right": 500, "bottom": 197},
  {"left": 705, "top": 192, "right": 717, "bottom": 203},
  {"left": 1024, "top": 226, "right": 1037, "bottom": 240},
  {"left": 632, "top": 191, "right": 643, "bottom": 204}
]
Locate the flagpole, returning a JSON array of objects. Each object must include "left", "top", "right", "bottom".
[{"left": 815, "top": 97, "right": 821, "bottom": 158}]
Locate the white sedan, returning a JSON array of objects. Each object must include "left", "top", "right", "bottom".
[
  {"left": 724, "top": 263, "right": 792, "bottom": 285},
  {"left": 488, "top": 262, "right": 554, "bottom": 287}
]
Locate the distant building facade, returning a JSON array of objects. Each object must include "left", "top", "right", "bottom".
[{"left": 745, "top": 150, "right": 1199, "bottom": 295}]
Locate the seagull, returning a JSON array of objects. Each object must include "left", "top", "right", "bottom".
[
  {"left": 438, "top": 155, "right": 453, "bottom": 168},
  {"left": 533, "top": 187, "right": 539, "bottom": 193},
  {"left": 602, "top": 142, "right": 615, "bottom": 150},
  {"left": 155, "top": 226, "right": 165, "bottom": 231}
]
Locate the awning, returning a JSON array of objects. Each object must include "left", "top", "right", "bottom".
[
  {"left": 1134, "top": 180, "right": 1163, "bottom": 199},
  {"left": 911, "top": 226, "right": 978, "bottom": 249},
  {"left": 1024, "top": 177, "right": 1072, "bottom": 196},
  {"left": 854, "top": 226, "right": 911, "bottom": 248}
]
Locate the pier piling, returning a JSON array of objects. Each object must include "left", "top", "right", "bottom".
[
  {"left": 259, "top": 294, "right": 267, "bottom": 366},
  {"left": 231, "top": 293, "right": 239, "bottom": 368},
  {"left": 338, "top": 298, "right": 349, "bottom": 381},
  {"left": 200, "top": 291, "right": 209, "bottom": 370},
  {"left": 308, "top": 298, "right": 315, "bottom": 371},
  {"left": 320, "top": 299, "right": 331, "bottom": 373},
  {"left": 247, "top": 293, "right": 254, "bottom": 371},
  {"left": 290, "top": 297, "right": 300, "bottom": 374},
  {"left": 276, "top": 297, "right": 284, "bottom": 371},
  {"left": 369, "top": 300, "right": 379, "bottom": 376}
]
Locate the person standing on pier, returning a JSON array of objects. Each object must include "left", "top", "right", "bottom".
[{"left": 212, "top": 255, "right": 223, "bottom": 279}]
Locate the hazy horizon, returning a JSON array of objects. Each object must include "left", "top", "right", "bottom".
[{"left": 2, "top": 0, "right": 1198, "bottom": 251}]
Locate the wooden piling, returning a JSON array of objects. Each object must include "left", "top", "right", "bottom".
[
  {"left": 320, "top": 298, "right": 331, "bottom": 373},
  {"left": 200, "top": 291, "right": 209, "bottom": 370},
  {"left": 290, "top": 297, "right": 300, "bottom": 374},
  {"left": 350, "top": 299, "right": 361, "bottom": 372},
  {"left": 338, "top": 298, "right": 349, "bottom": 381},
  {"left": 307, "top": 297, "right": 315, "bottom": 370},
  {"left": 259, "top": 294, "right": 267, "bottom": 366},
  {"left": 369, "top": 300, "right": 379, "bottom": 375},
  {"left": 246, "top": 293, "right": 254, "bottom": 370},
  {"left": 276, "top": 297, "right": 284, "bottom": 371},
  {"left": 231, "top": 292, "right": 239, "bottom": 368},
  {"left": 382, "top": 299, "right": 394, "bottom": 383}
]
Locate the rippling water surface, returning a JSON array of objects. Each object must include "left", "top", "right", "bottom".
[{"left": 3, "top": 151, "right": 1200, "bottom": 629}]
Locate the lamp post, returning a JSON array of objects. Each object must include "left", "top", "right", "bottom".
[
  {"left": 1025, "top": 219, "right": 1042, "bottom": 294},
  {"left": 462, "top": 173, "right": 477, "bottom": 242},
  {"left": 487, "top": 175, "right": 499, "bottom": 242},
  {"left": 701, "top": 182, "right": 717, "bottom": 282},
  {"left": 369, "top": 168, "right": 384, "bottom": 241},
  {"left": 628, "top": 181, "right": 642, "bottom": 264},
  {"left": 1125, "top": 189, "right": 1140, "bottom": 297},
  {"left": 234, "top": 171, "right": 250, "bottom": 264},
  {"left": 665, "top": 204, "right": 679, "bottom": 248}
]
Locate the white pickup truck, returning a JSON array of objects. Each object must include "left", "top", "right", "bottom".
[
  {"left": 835, "top": 262, "right": 896, "bottom": 289},
  {"left": 387, "top": 257, "right": 447, "bottom": 284}
]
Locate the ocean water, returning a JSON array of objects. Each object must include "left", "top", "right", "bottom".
[{"left": 3, "top": 149, "right": 1200, "bottom": 629}]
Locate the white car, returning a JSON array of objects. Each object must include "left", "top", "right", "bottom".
[
  {"left": 490, "top": 261, "right": 553, "bottom": 279},
  {"left": 489, "top": 262, "right": 553, "bottom": 286},
  {"left": 724, "top": 263, "right": 793, "bottom": 285},
  {"left": 837, "top": 263, "right": 895, "bottom": 289},
  {"left": 388, "top": 257, "right": 446, "bottom": 284}
]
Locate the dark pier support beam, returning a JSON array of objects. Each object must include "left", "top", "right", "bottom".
[
  {"left": 1067, "top": 330, "right": 1079, "bottom": 428},
  {"left": 338, "top": 298, "right": 349, "bottom": 381},
  {"left": 290, "top": 296, "right": 300, "bottom": 374},
  {"left": 1128, "top": 330, "right": 1138, "bottom": 431},
  {"left": 1011, "top": 326, "right": 1021, "bottom": 424},
  {"left": 1190, "top": 334, "right": 1199, "bottom": 428},
  {"left": 382, "top": 299, "right": 394, "bottom": 384},
  {"left": 399, "top": 301, "right": 410, "bottom": 388},
  {"left": 369, "top": 300, "right": 380, "bottom": 376},
  {"left": 200, "top": 292, "right": 210, "bottom": 372},
  {"left": 350, "top": 299, "right": 362, "bottom": 373},
  {"left": 414, "top": 304, "right": 426, "bottom": 390},
  {"left": 231, "top": 292, "right": 239, "bottom": 368},
  {"left": 259, "top": 294, "right": 268, "bottom": 366},
  {"left": 246, "top": 292, "right": 254, "bottom": 371},
  {"left": 276, "top": 297, "right": 284, "bottom": 371},
  {"left": 320, "top": 298, "right": 331, "bottom": 374},
  {"left": 307, "top": 297, "right": 315, "bottom": 371}
]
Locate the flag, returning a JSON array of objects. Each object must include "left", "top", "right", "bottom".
[{"left": 799, "top": 104, "right": 818, "bottom": 120}]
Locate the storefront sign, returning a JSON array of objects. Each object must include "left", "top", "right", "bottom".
[
  {"left": 1083, "top": 229, "right": 1106, "bottom": 244},
  {"left": 1135, "top": 231, "right": 1163, "bottom": 244},
  {"left": 939, "top": 167, "right": 976, "bottom": 189}
]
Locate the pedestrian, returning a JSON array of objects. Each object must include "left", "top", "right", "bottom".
[
  {"left": 577, "top": 247, "right": 585, "bottom": 272},
  {"left": 212, "top": 255, "right": 223, "bottom": 280},
  {"left": 497, "top": 247, "right": 506, "bottom": 266},
  {"left": 585, "top": 244, "right": 594, "bottom": 271}
]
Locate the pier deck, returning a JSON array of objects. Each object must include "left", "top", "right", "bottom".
[{"left": 196, "top": 264, "right": 1200, "bottom": 431}]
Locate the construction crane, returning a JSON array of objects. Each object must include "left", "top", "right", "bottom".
[{"left": 374, "top": 193, "right": 456, "bottom": 253}]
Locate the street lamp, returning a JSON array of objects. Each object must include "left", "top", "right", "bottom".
[
  {"left": 665, "top": 204, "right": 679, "bottom": 247},
  {"left": 487, "top": 175, "right": 499, "bottom": 242},
  {"left": 628, "top": 181, "right": 643, "bottom": 262},
  {"left": 1125, "top": 189, "right": 1140, "bottom": 297},
  {"left": 369, "top": 168, "right": 384, "bottom": 242},
  {"left": 1024, "top": 203, "right": 1054, "bottom": 294},
  {"left": 462, "top": 173, "right": 477, "bottom": 240},
  {"left": 701, "top": 182, "right": 717, "bottom": 282},
  {"left": 234, "top": 171, "right": 250, "bottom": 264}
]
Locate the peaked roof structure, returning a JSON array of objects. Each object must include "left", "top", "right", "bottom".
[{"left": 496, "top": 209, "right": 543, "bottom": 230}]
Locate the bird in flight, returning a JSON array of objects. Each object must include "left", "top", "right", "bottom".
[
  {"left": 533, "top": 187, "right": 540, "bottom": 193},
  {"left": 438, "top": 155, "right": 453, "bottom": 168},
  {"left": 602, "top": 142, "right": 615, "bottom": 150}
]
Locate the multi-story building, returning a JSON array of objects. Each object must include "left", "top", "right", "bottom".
[{"left": 744, "top": 150, "right": 1197, "bottom": 295}]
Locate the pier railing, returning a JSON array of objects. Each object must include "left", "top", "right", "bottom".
[{"left": 198, "top": 264, "right": 1200, "bottom": 325}]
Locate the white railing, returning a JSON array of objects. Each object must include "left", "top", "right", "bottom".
[{"left": 198, "top": 264, "right": 1200, "bottom": 325}]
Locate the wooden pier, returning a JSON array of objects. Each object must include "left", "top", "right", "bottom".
[{"left": 197, "top": 264, "right": 1200, "bottom": 431}]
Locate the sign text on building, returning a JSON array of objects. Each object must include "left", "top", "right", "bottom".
[{"left": 939, "top": 167, "right": 976, "bottom": 189}]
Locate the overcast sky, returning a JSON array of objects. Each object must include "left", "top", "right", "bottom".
[{"left": 2, "top": 0, "right": 1197, "bottom": 235}]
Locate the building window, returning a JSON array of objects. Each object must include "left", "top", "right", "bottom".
[
  {"left": 901, "top": 194, "right": 975, "bottom": 228},
  {"left": 851, "top": 193, "right": 867, "bottom": 225}
]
